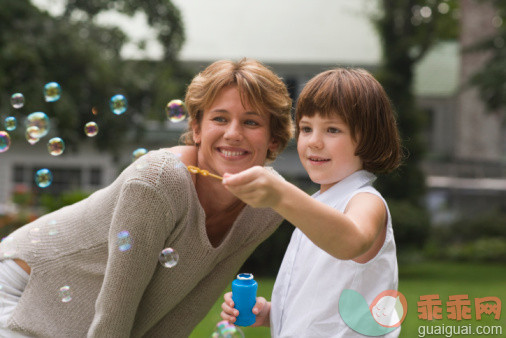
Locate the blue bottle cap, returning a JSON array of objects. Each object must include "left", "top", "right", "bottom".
[{"left": 237, "top": 273, "right": 254, "bottom": 280}]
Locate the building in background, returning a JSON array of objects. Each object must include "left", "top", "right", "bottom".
[{"left": 1, "top": 0, "right": 504, "bottom": 222}]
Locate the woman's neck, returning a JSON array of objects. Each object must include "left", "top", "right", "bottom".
[{"left": 195, "top": 173, "right": 245, "bottom": 218}]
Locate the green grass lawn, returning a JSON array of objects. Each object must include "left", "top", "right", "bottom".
[{"left": 190, "top": 261, "right": 506, "bottom": 337}]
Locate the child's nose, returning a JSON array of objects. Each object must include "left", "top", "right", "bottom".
[{"left": 308, "top": 133, "right": 323, "bottom": 148}]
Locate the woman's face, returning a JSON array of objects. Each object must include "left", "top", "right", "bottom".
[{"left": 192, "top": 85, "right": 277, "bottom": 175}]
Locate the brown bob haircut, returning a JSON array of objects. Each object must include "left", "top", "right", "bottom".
[
  {"left": 181, "top": 58, "right": 293, "bottom": 161},
  {"left": 296, "top": 68, "right": 402, "bottom": 173}
]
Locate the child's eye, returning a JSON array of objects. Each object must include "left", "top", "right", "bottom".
[
  {"left": 328, "top": 127, "right": 340, "bottom": 134},
  {"left": 300, "top": 126, "right": 312, "bottom": 133}
]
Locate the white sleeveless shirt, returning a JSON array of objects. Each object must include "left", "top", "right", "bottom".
[{"left": 270, "top": 170, "right": 399, "bottom": 337}]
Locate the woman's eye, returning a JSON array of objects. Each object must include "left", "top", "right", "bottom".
[
  {"left": 212, "top": 116, "right": 226, "bottom": 123},
  {"left": 300, "top": 126, "right": 312, "bottom": 133},
  {"left": 328, "top": 127, "right": 340, "bottom": 134},
  {"left": 244, "top": 120, "right": 259, "bottom": 126}
]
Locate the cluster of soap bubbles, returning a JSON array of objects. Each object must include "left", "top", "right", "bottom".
[
  {"left": 4, "top": 86, "right": 183, "bottom": 185},
  {"left": 2, "top": 83, "right": 189, "bottom": 189},
  {"left": 116, "top": 230, "right": 180, "bottom": 268},
  {"left": 211, "top": 321, "right": 244, "bottom": 338},
  {"left": 1, "top": 84, "right": 66, "bottom": 187},
  {"left": 2, "top": 85, "right": 189, "bottom": 303}
]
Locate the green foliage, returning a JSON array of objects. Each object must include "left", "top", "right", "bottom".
[
  {"left": 468, "top": 0, "right": 506, "bottom": 112},
  {"left": 39, "top": 190, "right": 90, "bottom": 213},
  {"left": 0, "top": 0, "right": 190, "bottom": 157},
  {"left": 388, "top": 199, "right": 430, "bottom": 251},
  {"left": 370, "top": 1, "right": 461, "bottom": 254},
  {"left": 371, "top": 1, "right": 459, "bottom": 215},
  {"left": 63, "top": 0, "right": 185, "bottom": 61},
  {"left": 425, "top": 210, "right": 506, "bottom": 262},
  {"left": 240, "top": 220, "right": 294, "bottom": 277}
]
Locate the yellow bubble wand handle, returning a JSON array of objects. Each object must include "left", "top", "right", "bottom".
[{"left": 187, "top": 165, "right": 223, "bottom": 181}]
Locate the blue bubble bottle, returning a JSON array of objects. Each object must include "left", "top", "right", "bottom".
[{"left": 232, "top": 273, "right": 258, "bottom": 326}]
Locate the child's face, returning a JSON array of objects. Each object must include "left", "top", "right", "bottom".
[{"left": 297, "top": 113, "right": 363, "bottom": 193}]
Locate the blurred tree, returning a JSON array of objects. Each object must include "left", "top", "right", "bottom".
[
  {"left": 468, "top": 0, "right": 506, "bottom": 113},
  {"left": 370, "top": 0, "right": 459, "bottom": 249},
  {"left": 0, "top": 0, "right": 188, "bottom": 158}
]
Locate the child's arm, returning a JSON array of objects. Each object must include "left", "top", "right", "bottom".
[
  {"left": 220, "top": 292, "right": 271, "bottom": 327},
  {"left": 223, "top": 166, "right": 386, "bottom": 261}
]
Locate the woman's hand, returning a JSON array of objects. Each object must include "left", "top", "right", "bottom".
[
  {"left": 220, "top": 292, "right": 271, "bottom": 327},
  {"left": 222, "top": 166, "right": 285, "bottom": 209}
]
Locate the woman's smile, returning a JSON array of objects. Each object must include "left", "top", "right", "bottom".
[{"left": 216, "top": 146, "right": 250, "bottom": 159}]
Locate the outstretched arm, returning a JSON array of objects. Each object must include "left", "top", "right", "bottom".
[{"left": 223, "top": 166, "right": 386, "bottom": 261}]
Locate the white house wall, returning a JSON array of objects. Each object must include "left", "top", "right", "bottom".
[{"left": 0, "top": 140, "right": 117, "bottom": 205}]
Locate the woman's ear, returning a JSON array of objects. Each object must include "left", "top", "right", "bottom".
[
  {"left": 191, "top": 120, "right": 201, "bottom": 145},
  {"left": 268, "top": 138, "right": 279, "bottom": 153}
]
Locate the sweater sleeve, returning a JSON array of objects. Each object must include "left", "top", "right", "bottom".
[{"left": 87, "top": 180, "right": 174, "bottom": 337}]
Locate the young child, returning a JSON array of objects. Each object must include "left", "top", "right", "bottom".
[{"left": 220, "top": 68, "right": 402, "bottom": 337}]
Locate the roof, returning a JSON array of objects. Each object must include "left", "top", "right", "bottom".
[{"left": 415, "top": 41, "right": 460, "bottom": 97}]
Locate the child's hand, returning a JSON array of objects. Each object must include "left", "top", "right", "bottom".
[
  {"left": 222, "top": 166, "right": 284, "bottom": 209},
  {"left": 220, "top": 292, "right": 271, "bottom": 327}
]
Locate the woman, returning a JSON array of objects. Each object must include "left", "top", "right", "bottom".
[{"left": 0, "top": 58, "right": 293, "bottom": 337}]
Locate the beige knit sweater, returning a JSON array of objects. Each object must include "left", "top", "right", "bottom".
[{"left": 0, "top": 149, "right": 282, "bottom": 337}]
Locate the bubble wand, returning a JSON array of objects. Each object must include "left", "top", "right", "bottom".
[{"left": 187, "top": 165, "right": 223, "bottom": 181}]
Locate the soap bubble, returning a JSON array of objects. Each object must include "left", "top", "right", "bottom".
[
  {"left": 44, "top": 82, "right": 62, "bottom": 102},
  {"left": 35, "top": 168, "right": 53, "bottom": 188},
  {"left": 0, "top": 131, "right": 11, "bottom": 153},
  {"left": 1, "top": 236, "right": 16, "bottom": 259},
  {"left": 84, "top": 122, "right": 98, "bottom": 137},
  {"left": 48, "top": 137, "right": 65, "bottom": 156},
  {"left": 132, "top": 148, "right": 147, "bottom": 161},
  {"left": 4, "top": 117, "right": 17, "bottom": 131},
  {"left": 91, "top": 107, "right": 98, "bottom": 116},
  {"left": 159, "top": 248, "right": 179, "bottom": 268},
  {"left": 110, "top": 94, "right": 127, "bottom": 115},
  {"left": 26, "top": 126, "right": 40, "bottom": 138},
  {"left": 211, "top": 321, "right": 244, "bottom": 338},
  {"left": 25, "top": 127, "right": 40, "bottom": 145},
  {"left": 11, "top": 93, "right": 25, "bottom": 109},
  {"left": 117, "top": 231, "right": 132, "bottom": 252},
  {"left": 135, "top": 159, "right": 148, "bottom": 171},
  {"left": 25, "top": 112, "right": 50, "bottom": 138},
  {"left": 48, "top": 220, "right": 59, "bottom": 236},
  {"left": 166, "top": 99, "right": 187, "bottom": 123},
  {"left": 59, "top": 286, "right": 72, "bottom": 303},
  {"left": 29, "top": 227, "right": 41, "bottom": 244}
]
